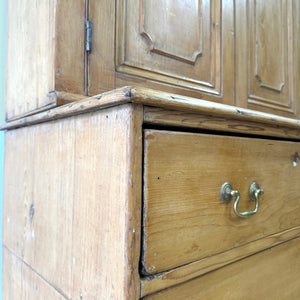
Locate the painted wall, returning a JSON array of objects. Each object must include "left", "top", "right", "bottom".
[{"left": 0, "top": 0, "right": 7, "bottom": 297}]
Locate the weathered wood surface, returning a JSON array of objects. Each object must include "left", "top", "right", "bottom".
[
  {"left": 6, "top": 0, "right": 85, "bottom": 121},
  {"left": 115, "top": 0, "right": 234, "bottom": 105},
  {"left": 6, "top": 0, "right": 56, "bottom": 121},
  {"left": 144, "top": 237, "right": 300, "bottom": 300},
  {"left": 3, "top": 247, "right": 67, "bottom": 300},
  {"left": 55, "top": 0, "right": 85, "bottom": 95},
  {"left": 3, "top": 104, "right": 143, "bottom": 299},
  {"left": 144, "top": 106, "right": 300, "bottom": 139},
  {"left": 141, "top": 226, "right": 300, "bottom": 296},
  {"left": 142, "top": 129, "right": 300, "bottom": 273},
  {"left": 3, "top": 87, "right": 300, "bottom": 137}
]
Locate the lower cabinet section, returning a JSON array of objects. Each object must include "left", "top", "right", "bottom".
[{"left": 144, "top": 237, "right": 300, "bottom": 299}]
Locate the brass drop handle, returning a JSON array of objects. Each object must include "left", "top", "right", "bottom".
[{"left": 220, "top": 182, "right": 264, "bottom": 218}]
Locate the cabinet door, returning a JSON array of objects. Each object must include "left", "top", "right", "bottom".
[
  {"left": 114, "top": 0, "right": 235, "bottom": 104},
  {"left": 236, "top": 0, "right": 300, "bottom": 118}
]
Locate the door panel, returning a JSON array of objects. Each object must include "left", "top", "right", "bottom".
[
  {"left": 116, "top": 0, "right": 232, "bottom": 100},
  {"left": 236, "top": 0, "right": 300, "bottom": 117}
]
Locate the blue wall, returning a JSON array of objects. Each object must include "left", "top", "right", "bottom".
[{"left": 0, "top": 0, "right": 7, "bottom": 297}]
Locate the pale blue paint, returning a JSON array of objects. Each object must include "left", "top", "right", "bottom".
[{"left": 0, "top": 0, "right": 7, "bottom": 297}]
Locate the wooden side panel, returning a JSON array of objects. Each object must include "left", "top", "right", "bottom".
[
  {"left": 3, "top": 104, "right": 143, "bottom": 299},
  {"left": 236, "top": 0, "right": 300, "bottom": 117},
  {"left": 115, "top": 0, "right": 235, "bottom": 104},
  {"left": 55, "top": 0, "right": 85, "bottom": 94},
  {"left": 3, "top": 247, "right": 67, "bottom": 300},
  {"left": 143, "top": 130, "right": 300, "bottom": 274},
  {"left": 88, "top": 0, "right": 116, "bottom": 95},
  {"left": 144, "top": 237, "right": 300, "bottom": 300},
  {"left": 6, "top": 0, "right": 56, "bottom": 121}
]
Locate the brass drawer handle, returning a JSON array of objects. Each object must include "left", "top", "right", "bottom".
[{"left": 220, "top": 182, "right": 264, "bottom": 218}]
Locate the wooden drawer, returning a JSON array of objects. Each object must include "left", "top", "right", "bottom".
[
  {"left": 144, "top": 237, "right": 300, "bottom": 299},
  {"left": 142, "top": 129, "right": 300, "bottom": 274}
]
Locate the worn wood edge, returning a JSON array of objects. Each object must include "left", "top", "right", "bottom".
[
  {"left": 130, "top": 87, "right": 300, "bottom": 130},
  {"left": 3, "top": 86, "right": 300, "bottom": 133},
  {"left": 0, "top": 87, "right": 132, "bottom": 130},
  {"left": 5, "top": 92, "right": 57, "bottom": 123},
  {"left": 3, "top": 244, "right": 69, "bottom": 299},
  {"left": 124, "top": 104, "right": 144, "bottom": 299},
  {"left": 140, "top": 226, "right": 300, "bottom": 297},
  {"left": 144, "top": 107, "right": 300, "bottom": 139}
]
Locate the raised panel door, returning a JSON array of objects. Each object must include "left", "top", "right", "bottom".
[
  {"left": 115, "top": 0, "right": 235, "bottom": 104},
  {"left": 236, "top": 0, "right": 300, "bottom": 117}
]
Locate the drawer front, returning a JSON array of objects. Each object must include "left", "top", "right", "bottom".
[
  {"left": 142, "top": 129, "right": 300, "bottom": 274},
  {"left": 144, "top": 237, "right": 300, "bottom": 300}
]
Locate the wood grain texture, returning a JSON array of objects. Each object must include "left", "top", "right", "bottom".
[
  {"left": 55, "top": 0, "right": 85, "bottom": 94},
  {"left": 235, "top": 0, "right": 300, "bottom": 117},
  {"left": 142, "top": 129, "right": 300, "bottom": 273},
  {"left": 3, "top": 247, "right": 67, "bottom": 300},
  {"left": 88, "top": 0, "right": 116, "bottom": 95},
  {"left": 3, "top": 104, "right": 143, "bottom": 299},
  {"left": 115, "top": 0, "right": 234, "bottom": 105},
  {"left": 141, "top": 226, "right": 300, "bottom": 296},
  {"left": 144, "top": 237, "right": 300, "bottom": 300},
  {"left": 3, "top": 87, "right": 300, "bottom": 136},
  {"left": 144, "top": 107, "right": 300, "bottom": 139},
  {"left": 6, "top": 0, "right": 56, "bottom": 121}
]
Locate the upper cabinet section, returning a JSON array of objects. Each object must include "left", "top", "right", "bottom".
[
  {"left": 5, "top": 0, "right": 300, "bottom": 121},
  {"left": 113, "top": 0, "right": 235, "bottom": 104},
  {"left": 236, "top": 0, "right": 300, "bottom": 118},
  {"left": 5, "top": 0, "right": 85, "bottom": 121}
]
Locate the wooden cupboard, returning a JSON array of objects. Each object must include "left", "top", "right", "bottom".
[
  {"left": 6, "top": 0, "right": 300, "bottom": 120},
  {"left": 3, "top": 0, "right": 300, "bottom": 299},
  {"left": 3, "top": 87, "right": 300, "bottom": 299}
]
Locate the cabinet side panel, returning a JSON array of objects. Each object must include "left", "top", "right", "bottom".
[
  {"left": 2, "top": 104, "right": 143, "bottom": 299},
  {"left": 3, "top": 247, "right": 67, "bottom": 300},
  {"left": 6, "top": 0, "right": 56, "bottom": 121}
]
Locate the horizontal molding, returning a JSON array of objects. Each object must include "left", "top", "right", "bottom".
[
  {"left": 141, "top": 226, "right": 300, "bottom": 297},
  {"left": 2, "top": 87, "right": 300, "bottom": 136}
]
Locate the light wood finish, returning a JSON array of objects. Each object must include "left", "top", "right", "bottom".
[
  {"left": 3, "top": 104, "right": 143, "bottom": 299},
  {"left": 115, "top": 0, "right": 234, "bottom": 105},
  {"left": 55, "top": 91, "right": 87, "bottom": 106},
  {"left": 88, "top": 0, "right": 115, "bottom": 95},
  {"left": 54, "top": 0, "right": 85, "bottom": 95},
  {"left": 6, "top": 0, "right": 85, "bottom": 121},
  {"left": 143, "top": 129, "right": 300, "bottom": 273},
  {"left": 144, "top": 107, "right": 300, "bottom": 140},
  {"left": 3, "top": 87, "right": 300, "bottom": 136},
  {"left": 3, "top": 247, "right": 67, "bottom": 300},
  {"left": 141, "top": 226, "right": 300, "bottom": 296},
  {"left": 6, "top": 0, "right": 56, "bottom": 120},
  {"left": 235, "top": 0, "right": 300, "bottom": 118},
  {"left": 144, "top": 237, "right": 300, "bottom": 300},
  {"left": 5, "top": 0, "right": 300, "bottom": 120}
]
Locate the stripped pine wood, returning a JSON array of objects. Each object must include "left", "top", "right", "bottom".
[
  {"left": 3, "top": 87, "right": 300, "bottom": 139},
  {"left": 2, "top": 247, "right": 67, "bottom": 300},
  {"left": 2, "top": 104, "right": 143, "bottom": 299},
  {"left": 6, "top": 0, "right": 56, "bottom": 121},
  {"left": 144, "top": 237, "right": 300, "bottom": 300},
  {"left": 141, "top": 226, "right": 300, "bottom": 296},
  {"left": 55, "top": 0, "right": 85, "bottom": 95},
  {"left": 142, "top": 129, "right": 300, "bottom": 273}
]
